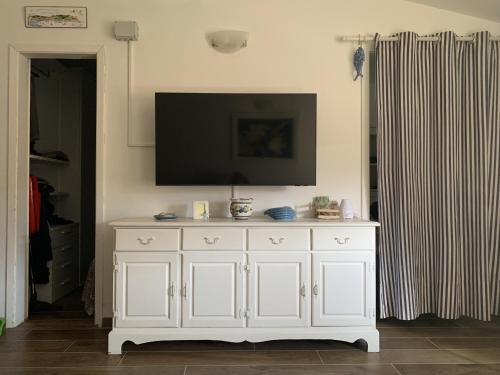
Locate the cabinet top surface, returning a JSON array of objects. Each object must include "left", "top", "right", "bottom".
[{"left": 109, "top": 217, "right": 380, "bottom": 228}]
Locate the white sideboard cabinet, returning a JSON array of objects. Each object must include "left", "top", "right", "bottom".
[{"left": 108, "top": 218, "right": 380, "bottom": 354}]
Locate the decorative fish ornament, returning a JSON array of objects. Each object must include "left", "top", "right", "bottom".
[{"left": 353, "top": 46, "right": 365, "bottom": 81}]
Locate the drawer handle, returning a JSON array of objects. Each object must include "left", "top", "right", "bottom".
[
  {"left": 60, "top": 246, "right": 72, "bottom": 252},
  {"left": 334, "top": 236, "right": 350, "bottom": 245},
  {"left": 137, "top": 236, "right": 155, "bottom": 245},
  {"left": 60, "top": 278, "right": 72, "bottom": 286},
  {"left": 60, "top": 261, "right": 72, "bottom": 269},
  {"left": 312, "top": 282, "right": 319, "bottom": 296},
  {"left": 269, "top": 237, "right": 285, "bottom": 245},
  {"left": 300, "top": 282, "right": 306, "bottom": 298},
  {"left": 203, "top": 236, "right": 220, "bottom": 245}
]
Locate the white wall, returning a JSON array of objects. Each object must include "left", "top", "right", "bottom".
[{"left": 0, "top": 0, "right": 498, "bottom": 319}]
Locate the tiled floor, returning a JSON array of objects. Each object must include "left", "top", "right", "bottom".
[{"left": 1, "top": 310, "right": 500, "bottom": 374}]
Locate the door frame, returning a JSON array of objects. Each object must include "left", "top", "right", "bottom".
[{"left": 6, "top": 43, "right": 106, "bottom": 327}]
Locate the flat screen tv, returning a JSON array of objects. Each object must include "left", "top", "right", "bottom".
[{"left": 155, "top": 93, "right": 316, "bottom": 186}]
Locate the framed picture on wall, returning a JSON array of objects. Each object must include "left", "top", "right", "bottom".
[{"left": 25, "top": 6, "right": 87, "bottom": 28}]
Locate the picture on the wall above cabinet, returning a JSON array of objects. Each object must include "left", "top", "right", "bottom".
[{"left": 25, "top": 6, "right": 87, "bottom": 28}]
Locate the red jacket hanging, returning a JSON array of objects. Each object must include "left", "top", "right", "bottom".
[{"left": 29, "top": 175, "right": 41, "bottom": 236}]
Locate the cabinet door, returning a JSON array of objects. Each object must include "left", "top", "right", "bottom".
[
  {"left": 115, "top": 252, "right": 178, "bottom": 328},
  {"left": 182, "top": 252, "right": 245, "bottom": 328},
  {"left": 312, "top": 252, "right": 375, "bottom": 326},
  {"left": 248, "top": 252, "right": 309, "bottom": 327}
]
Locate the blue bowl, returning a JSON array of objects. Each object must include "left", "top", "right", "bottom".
[{"left": 264, "top": 206, "right": 296, "bottom": 221}]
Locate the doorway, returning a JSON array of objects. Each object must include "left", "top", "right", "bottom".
[
  {"left": 29, "top": 58, "right": 96, "bottom": 317},
  {"left": 6, "top": 44, "right": 105, "bottom": 328}
]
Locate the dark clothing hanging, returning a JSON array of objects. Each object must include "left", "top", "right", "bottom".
[{"left": 29, "top": 178, "right": 54, "bottom": 284}]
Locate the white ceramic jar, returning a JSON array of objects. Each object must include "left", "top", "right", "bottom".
[{"left": 230, "top": 198, "right": 253, "bottom": 220}]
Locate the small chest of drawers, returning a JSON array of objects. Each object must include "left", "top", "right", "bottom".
[{"left": 36, "top": 223, "right": 80, "bottom": 303}]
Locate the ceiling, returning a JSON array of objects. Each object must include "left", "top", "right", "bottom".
[{"left": 405, "top": 0, "right": 500, "bottom": 23}]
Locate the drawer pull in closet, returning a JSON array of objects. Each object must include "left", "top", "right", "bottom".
[
  {"left": 203, "top": 236, "right": 220, "bottom": 245},
  {"left": 269, "top": 237, "right": 285, "bottom": 245},
  {"left": 60, "top": 261, "right": 72, "bottom": 269},
  {"left": 300, "top": 283, "right": 306, "bottom": 298},
  {"left": 60, "top": 278, "right": 72, "bottom": 286},
  {"left": 334, "top": 236, "right": 350, "bottom": 245},
  {"left": 137, "top": 236, "right": 155, "bottom": 245},
  {"left": 60, "top": 246, "right": 72, "bottom": 252},
  {"left": 312, "top": 282, "right": 319, "bottom": 296}
]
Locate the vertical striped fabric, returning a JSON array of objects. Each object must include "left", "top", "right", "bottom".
[{"left": 376, "top": 32, "right": 500, "bottom": 321}]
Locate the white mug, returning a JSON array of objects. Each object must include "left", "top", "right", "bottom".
[{"left": 340, "top": 199, "right": 354, "bottom": 219}]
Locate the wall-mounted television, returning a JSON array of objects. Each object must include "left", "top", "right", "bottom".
[{"left": 155, "top": 93, "right": 316, "bottom": 186}]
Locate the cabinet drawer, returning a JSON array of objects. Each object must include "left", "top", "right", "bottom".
[
  {"left": 312, "top": 227, "right": 375, "bottom": 250},
  {"left": 182, "top": 228, "right": 245, "bottom": 250},
  {"left": 115, "top": 228, "right": 180, "bottom": 251},
  {"left": 50, "top": 224, "right": 78, "bottom": 248},
  {"left": 52, "top": 242, "right": 78, "bottom": 263},
  {"left": 53, "top": 275, "right": 77, "bottom": 301},
  {"left": 248, "top": 228, "right": 310, "bottom": 251},
  {"left": 51, "top": 256, "right": 78, "bottom": 283}
]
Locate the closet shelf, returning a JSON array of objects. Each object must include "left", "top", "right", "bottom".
[
  {"left": 29, "top": 154, "right": 69, "bottom": 166},
  {"left": 49, "top": 192, "right": 69, "bottom": 198}
]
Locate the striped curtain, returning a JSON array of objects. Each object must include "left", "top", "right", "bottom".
[{"left": 376, "top": 31, "right": 500, "bottom": 321}]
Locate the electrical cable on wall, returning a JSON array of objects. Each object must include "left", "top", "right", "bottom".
[{"left": 113, "top": 21, "right": 148, "bottom": 147}]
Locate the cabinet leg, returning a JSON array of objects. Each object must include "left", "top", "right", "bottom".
[
  {"left": 364, "top": 331, "right": 380, "bottom": 352},
  {"left": 108, "top": 334, "right": 124, "bottom": 355}
]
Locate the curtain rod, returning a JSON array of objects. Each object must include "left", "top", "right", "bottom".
[{"left": 340, "top": 34, "right": 500, "bottom": 42}]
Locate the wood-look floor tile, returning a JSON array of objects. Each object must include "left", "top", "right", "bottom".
[
  {"left": 121, "top": 350, "right": 322, "bottom": 366},
  {"left": 380, "top": 338, "right": 437, "bottom": 350},
  {"left": 254, "top": 339, "right": 359, "bottom": 351},
  {"left": 318, "top": 349, "right": 472, "bottom": 365},
  {"left": 430, "top": 338, "right": 500, "bottom": 349},
  {"left": 395, "top": 364, "right": 500, "bottom": 375},
  {"left": 0, "top": 340, "right": 73, "bottom": 352},
  {"left": 0, "top": 352, "right": 121, "bottom": 367},
  {"left": 20, "top": 320, "right": 96, "bottom": 330},
  {"left": 450, "top": 349, "right": 500, "bottom": 364},
  {"left": 379, "top": 327, "right": 500, "bottom": 338},
  {"left": 377, "top": 317, "right": 459, "bottom": 328},
  {"left": 0, "top": 366, "right": 186, "bottom": 374},
  {"left": 454, "top": 317, "right": 500, "bottom": 329},
  {"left": 123, "top": 340, "right": 254, "bottom": 351},
  {"left": 0, "top": 327, "right": 32, "bottom": 341},
  {"left": 28, "top": 311, "right": 90, "bottom": 320},
  {"left": 65, "top": 340, "right": 108, "bottom": 353},
  {"left": 186, "top": 364, "right": 399, "bottom": 375},
  {"left": 22, "top": 329, "right": 109, "bottom": 341}
]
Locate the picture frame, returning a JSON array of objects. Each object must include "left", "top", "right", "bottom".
[
  {"left": 193, "top": 201, "right": 209, "bottom": 220},
  {"left": 25, "top": 6, "right": 87, "bottom": 28}
]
